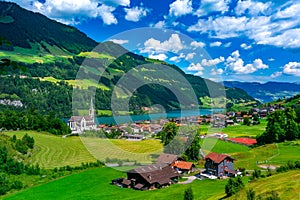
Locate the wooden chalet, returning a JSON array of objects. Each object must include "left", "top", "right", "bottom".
[
  {"left": 204, "top": 152, "right": 235, "bottom": 177},
  {"left": 171, "top": 161, "right": 195, "bottom": 174},
  {"left": 126, "top": 163, "right": 179, "bottom": 190},
  {"left": 156, "top": 153, "right": 178, "bottom": 165}
]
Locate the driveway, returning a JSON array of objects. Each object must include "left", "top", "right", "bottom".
[{"left": 178, "top": 176, "right": 196, "bottom": 184}]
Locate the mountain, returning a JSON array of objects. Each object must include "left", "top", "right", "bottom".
[
  {"left": 0, "top": 1, "right": 256, "bottom": 117},
  {"left": 223, "top": 81, "right": 300, "bottom": 102}
]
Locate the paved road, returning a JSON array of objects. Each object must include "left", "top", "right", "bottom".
[{"left": 178, "top": 176, "right": 197, "bottom": 184}]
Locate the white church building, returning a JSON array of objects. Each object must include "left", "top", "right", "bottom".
[{"left": 68, "top": 98, "right": 97, "bottom": 134}]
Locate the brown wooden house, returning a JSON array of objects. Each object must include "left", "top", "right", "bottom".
[{"left": 126, "top": 163, "right": 179, "bottom": 190}]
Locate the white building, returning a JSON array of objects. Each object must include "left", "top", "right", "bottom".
[{"left": 68, "top": 98, "right": 97, "bottom": 134}]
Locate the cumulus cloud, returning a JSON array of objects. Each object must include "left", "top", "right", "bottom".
[
  {"left": 210, "top": 41, "right": 222, "bottom": 47},
  {"left": 109, "top": 39, "right": 129, "bottom": 45},
  {"left": 195, "top": 0, "right": 229, "bottom": 17},
  {"left": 124, "top": 6, "right": 149, "bottom": 22},
  {"left": 211, "top": 68, "right": 224, "bottom": 75},
  {"left": 149, "top": 53, "right": 168, "bottom": 61},
  {"left": 270, "top": 71, "right": 282, "bottom": 78},
  {"left": 226, "top": 50, "right": 268, "bottom": 74},
  {"left": 141, "top": 34, "right": 185, "bottom": 54},
  {"left": 187, "top": 63, "right": 204, "bottom": 71},
  {"left": 169, "top": 0, "right": 193, "bottom": 17},
  {"left": 98, "top": 4, "right": 118, "bottom": 25},
  {"left": 152, "top": 21, "right": 166, "bottom": 28},
  {"left": 202, "top": 56, "right": 225, "bottom": 66},
  {"left": 190, "top": 41, "right": 206, "bottom": 49},
  {"left": 283, "top": 62, "right": 300, "bottom": 76},
  {"left": 235, "top": 0, "right": 272, "bottom": 16},
  {"left": 186, "top": 52, "right": 196, "bottom": 60},
  {"left": 240, "top": 43, "right": 252, "bottom": 50},
  {"left": 188, "top": 2, "right": 300, "bottom": 48}
]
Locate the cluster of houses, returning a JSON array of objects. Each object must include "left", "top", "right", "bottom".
[{"left": 112, "top": 152, "right": 236, "bottom": 190}]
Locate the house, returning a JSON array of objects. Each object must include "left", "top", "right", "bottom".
[
  {"left": 123, "top": 133, "right": 145, "bottom": 140},
  {"left": 204, "top": 152, "right": 235, "bottom": 177},
  {"left": 171, "top": 161, "right": 195, "bottom": 174},
  {"left": 156, "top": 153, "right": 178, "bottom": 165},
  {"left": 68, "top": 98, "right": 97, "bottom": 134},
  {"left": 126, "top": 163, "right": 179, "bottom": 190}
]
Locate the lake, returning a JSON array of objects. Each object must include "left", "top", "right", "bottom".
[{"left": 96, "top": 108, "right": 225, "bottom": 125}]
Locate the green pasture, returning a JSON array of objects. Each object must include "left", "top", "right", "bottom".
[
  {"left": 4, "top": 131, "right": 96, "bottom": 169},
  {"left": 80, "top": 137, "right": 163, "bottom": 164},
  {"left": 3, "top": 167, "right": 228, "bottom": 200},
  {"left": 227, "top": 170, "right": 300, "bottom": 200}
]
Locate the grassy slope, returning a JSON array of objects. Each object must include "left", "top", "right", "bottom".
[
  {"left": 80, "top": 137, "right": 163, "bottom": 164},
  {"left": 210, "top": 119, "right": 267, "bottom": 137},
  {"left": 228, "top": 170, "right": 300, "bottom": 200},
  {"left": 3, "top": 167, "right": 228, "bottom": 200},
  {"left": 5, "top": 131, "right": 97, "bottom": 169}
]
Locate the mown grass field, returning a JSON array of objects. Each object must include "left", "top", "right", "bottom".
[
  {"left": 80, "top": 137, "right": 163, "bottom": 164},
  {"left": 227, "top": 170, "right": 300, "bottom": 200},
  {"left": 233, "top": 140, "right": 300, "bottom": 169},
  {"left": 204, "top": 119, "right": 267, "bottom": 137},
  {"left": 4, "top": 131, "right": 97, "bottom": 169},
  {"left": 3, "top": 167, "right": 228, "bottom": 200}
]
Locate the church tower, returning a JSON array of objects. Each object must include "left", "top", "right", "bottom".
[{"left": 89, "top": 97, "right": 94, "bottom": 121}]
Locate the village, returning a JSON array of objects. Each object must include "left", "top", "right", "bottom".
[{"left": 65, "top": 100, "right": 287, "bottom": 191}]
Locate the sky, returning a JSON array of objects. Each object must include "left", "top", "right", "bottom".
[{"left": 5, "top": 0, "right": 300, "bottom": 83}]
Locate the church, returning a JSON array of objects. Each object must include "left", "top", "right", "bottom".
[{"left": 68, "top": 98, "right": 97, "bottom": 134}]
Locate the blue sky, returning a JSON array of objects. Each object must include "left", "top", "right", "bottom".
[{"left": 7, "top": 0, "right": 300, "bottom": 83}]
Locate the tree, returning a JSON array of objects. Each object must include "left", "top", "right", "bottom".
[
  {"left": 246, "top": 188, "right": 256, "bottom": 200},
  {"left": 159, "top": 122, "right": 178, "bottom": 146},
  {"left": 184, "top": 187, "right": 194, "bottom": 200},
  {"left": 225, "top": 177, "right": 244, "bottom": 197},
  {"left": 185, "top": 133, "right": 201, "bottom": 161}
]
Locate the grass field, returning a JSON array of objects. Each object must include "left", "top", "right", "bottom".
[
  {"left": 4, "top": 131, "right": 96, "bottom": 169},
  {"left": 228, "top": 170, "right": 300, "bottom": 200},
  {"left": 215, "top": 119, "right": 267, "bottom": 137},
  {"left": 233, "top": 140, "right": 300, "bottom": 169},
  {"left": 80, "top": 137, "right": 163, "bottom": 165},
  {"left": 3, "top": 167, "right": 228, "bottom": 200}
]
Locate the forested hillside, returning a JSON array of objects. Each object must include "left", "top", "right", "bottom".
[{"left": 0, "top": 1, "right": 257, "bottom": 117}]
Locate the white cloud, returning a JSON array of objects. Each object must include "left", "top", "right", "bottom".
[
  {"left": 202, "top": 57, "right": 225, "bottom": 66},
  {"left": 283, "top": 62, "right": 300, "bottom": 76},
  {"left": 226, "top": 50, "right": 268, "bottom": 74},
  {"left": 98, "top": 4, "right": 117, "bottom": 25},
  {"left": 211, "top": 68, "right": 224, "bottom": 75},
  {"left": 270, "top": 71, "right": 282, "bottom": 78},
  {"left": 101, "top": 0, "right": 130, "bottom": 7},
  {"left": 224, "top": 42, "right": 232, "bottom": 47},
  {"left": 195, "top": 0, "right": 229, "bottom": 17},
  {"left": 240, "top": 43, "right": 252, "bottom": 50},
  {"left": 235, "top": 0, "right": 272, "bottom": 16},
  {"left": 169, "top": 53, "right": 185, "bottom": 62},
  {"left": 186, "top": 52, "right": 196, "bottom": 60},
  {"left": 153, "top": 21, "right": 166, "bottom": 28},
  {"left": 124, "top": 6, "right": 148, "bottom": 22},
  {"left": 210, "top": 41, "right": 222, "bottom": 47},
  {"left": 268, "top": 58, "right": 275, "bottom": 62},
  {"left": 190, "top": 41, "right": 206, "bottom": 49},
  {"left": 187, "top": 63, "right": 204, "bottom": 71},
  {"left": 149, "top": 53, "right": 168, "bottom": 61},
  {"left": 109, "top": 39, "right": 129, "bottom": 45},
  {"left": 169, "top": 0, "right": 193, "bottom": 17},
  {"left": 141, "top": 34, "right": 185, "bottom": 54},
  {"left": 188, "top": 2, "right": 300, "bottom": 48},
  {"left": 194, "top": 71, "right": 203, "bottom": 76}
]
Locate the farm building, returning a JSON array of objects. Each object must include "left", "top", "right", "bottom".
[
  {"left": 204, "top": 152, "right": 235, "bottom": 177},
  {"left": 156, "top": 153, "right": 178, "bottom": 165},
  {"left": 119, "top": 163, "right": 179, "bottom": 190},
  {"left": 171, "top": 161, "right": 195, "bottom": 174}
]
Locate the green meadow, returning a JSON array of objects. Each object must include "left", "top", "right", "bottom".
[{"left": 3, "top": 167, "right": 228, "bottom": 200}]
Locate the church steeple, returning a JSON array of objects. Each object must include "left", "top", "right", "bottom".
[{"left": 89, "top": 97, "right": 94, "bottom": 120}]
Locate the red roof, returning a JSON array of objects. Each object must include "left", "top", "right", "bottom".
[
  {"left": 228, "top": 138, "right": 257, "bottom": 146},
  {"left": 204, "top": 152, "right": 233, "bottom": 164},
  {"left": 171, "top": 161, "right": 194, "bottom": 170}
]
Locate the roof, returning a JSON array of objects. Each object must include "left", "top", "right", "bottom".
[
  {"left": 204, "top": 152, "right": 234, "bottom": 164},
  {"left": 128, "top": 163, "right": 179, "bottom": 185},
  {"left": 228, "top": 138, "right": 257, "bottom": 146},
  {"left": 171, "top": 161, "right": 194, "bottom": 170},
  {"left": 134, "top": 183, "right": 145, "bottom": 189},
  {"left": 121, "top": 179, "right": 131, "bottom": 186},
  {"left": 68, "top": 116, "right": 83, "bottom": 122},
  {"left": 156, "top": 153, "right": 178, "bottom": 164}
]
